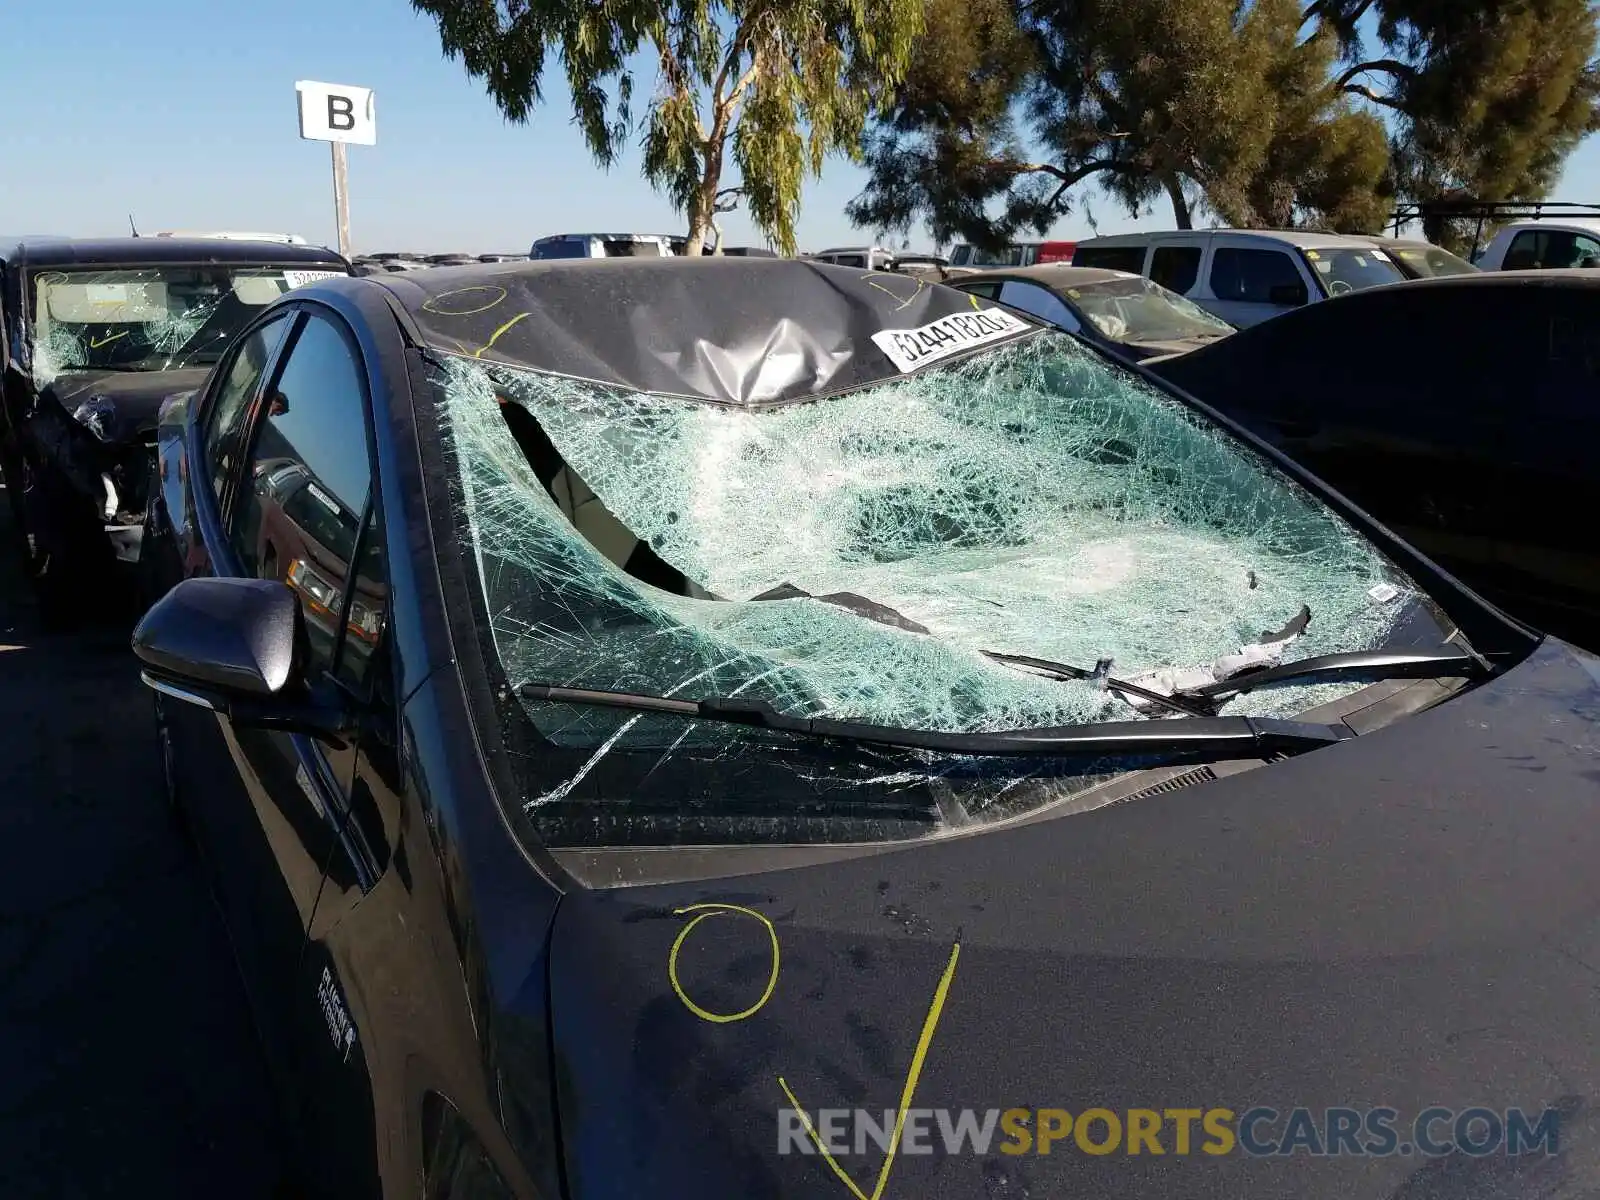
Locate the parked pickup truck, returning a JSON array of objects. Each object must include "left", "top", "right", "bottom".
[{"left": 1473, "top": 217, "right": 1600, "bottom": 271}]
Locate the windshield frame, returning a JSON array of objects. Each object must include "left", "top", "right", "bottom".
[{"left": 23, "top": 259, "right": 348, "bottom": 375}]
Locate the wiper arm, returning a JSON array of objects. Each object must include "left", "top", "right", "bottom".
[
  {"left": 1176, "top": 647, "right": 1488, "bottom": 704},
  {"left": 517, "top": 682, "right": 1355, "bottom": 760},
  {"left": 982, "top": 649, "right": 1216, "bottom": 718}
]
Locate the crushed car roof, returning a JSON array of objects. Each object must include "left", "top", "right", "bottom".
[
  {"left": 373, "top": 257, "right": 1044, "bottom": 405},
  {"left": 0, "top": 236, "right": 348, "bottom": 268}
]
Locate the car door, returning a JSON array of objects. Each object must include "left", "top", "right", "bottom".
[
  {"left": 1500, "top": 227, "right": 1600, "bottom": 270},
  {"left": 185, "top": 305, "right": 387, "bottom": 1184},
  {"left": 1204, "top": 243, "right": 1311, "bottom": 327}
]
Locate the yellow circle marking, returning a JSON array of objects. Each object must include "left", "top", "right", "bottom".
[
  {"left": 668, "top": 902, "right": 780, "bottom": 1023},
  {"left": 422, "top": 285, "right": 508, "bottom": 316}
]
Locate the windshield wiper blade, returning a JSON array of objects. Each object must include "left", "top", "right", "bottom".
[
  {"left": 1176, "top": 647, "right": 1488, "bottom": 703},
  {"left": 516, "top": 683, "right": 1355, "bottom": 760},
  {"left": 981, "top": 649, "right": 1216, "bottom": 717}
]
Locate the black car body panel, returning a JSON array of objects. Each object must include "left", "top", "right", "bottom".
[
  {"left": 545, "top": 638, "right": 1600, "bottom": 1199},
  {"left": 0, "top": 236, "right": 349, "bottom": 608},
  {"left": 136, "top": 260, "right": 1600, "bottom": 1199},
  {"left": 1148, "top": 269, "right": 1600, "bottom": 649}
]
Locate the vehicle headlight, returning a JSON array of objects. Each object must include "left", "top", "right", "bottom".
[
  {"left": 71, "top": 395, "right": 117, "bottom": 441},
  {"left": 286, "top": 558, "right": 339, "bottom": 611}
]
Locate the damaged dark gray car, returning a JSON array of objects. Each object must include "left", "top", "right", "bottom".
[{"left": 0, "top": 235, "right": 349, "bottom": 621}]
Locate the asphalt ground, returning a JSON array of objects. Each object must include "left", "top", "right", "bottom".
[{"left": 0, "top": 494, "right": 288, "bottom": 1196}]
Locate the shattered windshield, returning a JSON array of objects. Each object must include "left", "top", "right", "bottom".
[
  {"left": 1067, "top": 276, "right": 1236, "bottom": 343},
  {"left": 434, "top": 332, "right": 1424, "bottom": 847},
  {"left": 28, "top": 265, "right": 346, "bottom": 383}
]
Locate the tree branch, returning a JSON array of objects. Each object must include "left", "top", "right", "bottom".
[
  {"left": 718, "top": 54, "right": 763, "bottom": 128},
  {"left": 1341, "top": 82, "right": 1406, "bottom": 110},
  {"left": 656, "top": 40, "right": 708, "bottom": 140},
  {"left": 989, "top": 156, "right": 1142, "bottom": 210},
  {"left": 1302, "top": 0, "right": 1376, "bottom": 33},
  {"left": 710, "top": 26, "right": 753, "bottom": 117},
  {"left": 1334, "top": 59, "right": 1414, "bottom": 88}
]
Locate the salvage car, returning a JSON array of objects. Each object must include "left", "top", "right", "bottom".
[
  {"left": 136, "top": 256, "right": 1600, "bottom": 1198},
  {"left": 1149, "top": 268, "right": 1600, "bottom": 649},
  {"left": 949, "top": 264, "right": 1236, "bottom": 361},
  {"left": 1354, "top": 235, "right": 1478, "bottom": 279},
  {"left": 0, "top": 235, "right": 349, "bottom": 621}
]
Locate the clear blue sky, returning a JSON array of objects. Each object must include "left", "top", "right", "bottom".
[{"left": 2, "top": 0, "right": 1596, "bottom": 255}]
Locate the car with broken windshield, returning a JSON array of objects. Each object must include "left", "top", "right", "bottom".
[
  {"left": 0, "top": 235, "right": 349, "bottom": 622},
  {"left": 948, "top": 263, "right": 1236, "bottom": 361},
  {"left": 133, "top": 256, "right": 1600, "bottom": 1198}
]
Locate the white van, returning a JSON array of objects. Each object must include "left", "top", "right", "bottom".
[
  {"left": 808, "top": 245, "right": 898, "bottom": 270},
  {"left": 530, "top": 233, "right": 686, "bottom": 259},
  {"left": 1070, "top": 229, "right": 1408, "bottom": 327}
]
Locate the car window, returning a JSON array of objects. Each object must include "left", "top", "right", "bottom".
[
  {"left": 231, "top": 314, "right": 379, "bottom": 681},
  {"left": 1303, "top": 248, "right": 1406, "bottom": 295},
  {"left": 1073, "top": 245, "right": 1147, "bottom": 274},
  {"left": 332, "top": 507, "right": 389, "bottom": 698},
  {"left": 1504, "top": 229, "right": 1600, "bottom": 270},
  {"left": 203, "top": 314, "right": 291, "bottom": 505},
  {"left": 1209, "top": 248, "right": 1304, "bottom": 303},
  {"left": 996, "top": 280, "right": 1081, "bottom": 332},
  {"left": 532, "top": 241, "right": 588, "bottom": 260},
  {"left": 1149, "top": 246, "right": 1202, "bottom": 294},
  {"left": 956, "top": 280, "right": 1001, "bottom": 300}
]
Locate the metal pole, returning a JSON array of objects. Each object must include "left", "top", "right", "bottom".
[{"left": 331, "top": 140, "right": 351, "bottom": 259}]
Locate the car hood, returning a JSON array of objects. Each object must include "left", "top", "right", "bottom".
[
  {"left": 546, "top": 638, "right": 1600, "bottom": 1198},
  {"left": 46, "top": 368, "right": 210, "bottom": 445}
]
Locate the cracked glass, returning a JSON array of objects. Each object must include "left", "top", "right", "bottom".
[
  {"left": 27, "top": 265, "right": 345, "bottom": 385},
  {"left": 432, "top": 332, "right": 1425, "bottom": 847}
]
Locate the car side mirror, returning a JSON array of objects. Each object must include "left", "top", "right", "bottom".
[
  {"left": 132, "top": 577, "right": 354, "bottom": 746},
  {"left": 1268, "top": 283, "right": 1308, "bottom": 307}
]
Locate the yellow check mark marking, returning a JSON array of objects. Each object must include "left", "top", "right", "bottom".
[
  {"left": 89, "top": 332, "right": 128, "bottom": 349},
  {"left": 778, "top": 941, "right": 961, "bottom": 1200}
]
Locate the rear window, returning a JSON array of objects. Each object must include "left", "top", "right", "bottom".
[
  {"left": 1073, "top": 245, "right": 1147, "bottom": 274},
  {"left": 531, "top": 241, "right": 588, "bottom": 260},
  {"left": 601, "top": 239, "right": 668, "bottom": 258}
]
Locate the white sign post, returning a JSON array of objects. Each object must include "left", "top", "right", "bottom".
[{"left": 294, "top": 80, "right": 376, "bottom": 260}]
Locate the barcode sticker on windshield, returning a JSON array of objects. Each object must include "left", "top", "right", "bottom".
[
  {"left": 283, "top": 269, "right": 345, "bottom": 289},
  {"left": 871, "top": 307, "right": 1032, "bottom": 374}
]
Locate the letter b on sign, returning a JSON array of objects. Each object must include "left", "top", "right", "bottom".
[
  {"left": 328, "top": 95, "right": 355, "bottom": 131},
  {"left": 296, "top": 80, "right": 377, "bottom": 145}
]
